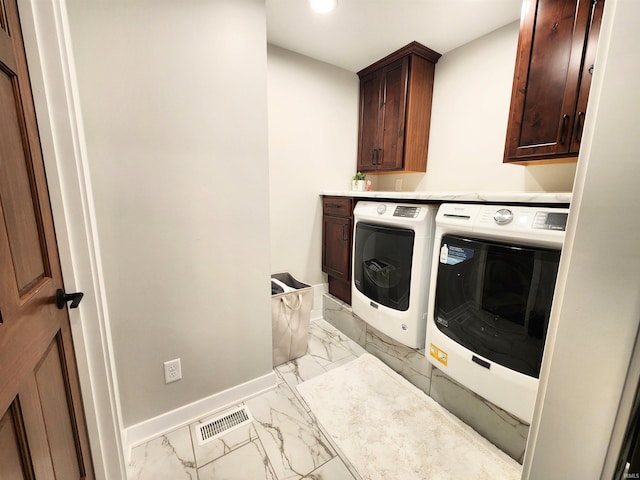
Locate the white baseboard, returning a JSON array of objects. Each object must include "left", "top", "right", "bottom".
[
  {"left": 123, "top": 370, "right": 277, "bottom": 457},
  {"left": 311, "top": 282, "right": 328, "bottom": 321}
]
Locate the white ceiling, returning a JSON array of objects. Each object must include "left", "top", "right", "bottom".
[{"left": 266, "top": 0, "right": 522, "bottom": 72}]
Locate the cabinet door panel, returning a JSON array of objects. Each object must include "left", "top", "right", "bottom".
[
  {"left": 357, "top": 72, "right": 381, "bottom": 171},
  {"left": 519, "top": 1, "right": 577, "bottom": 147},
  {"left": 322, "top": 216, "right": 352, "bottom": 280},
  {"left": 379, "top": 58, "right": 408, "bottom": 171},
  {"left": 505, "top": 0, "right": 594, "bottom": 162}
]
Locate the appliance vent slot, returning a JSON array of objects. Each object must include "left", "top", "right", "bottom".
[
  {"left": 443, "top": 214, "right": 471, "bottom": 219},
  {"left": 196, "top": 406, "right": 252, "bottom": 445}
]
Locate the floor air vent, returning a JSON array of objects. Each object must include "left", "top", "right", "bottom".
[{"left": 196, "top": 406, "right": 253, "bottom": 445}]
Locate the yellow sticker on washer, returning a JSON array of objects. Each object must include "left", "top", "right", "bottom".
[{"left": 429, "top": 343, "right": 448, "bottom": 366}]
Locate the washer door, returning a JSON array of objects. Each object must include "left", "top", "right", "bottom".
[
  {"left": 353, "top": 222, "right": 415, "bottom": 311},
  {"left": 434, "top": 234, "right": 561, "bottom": 378}
]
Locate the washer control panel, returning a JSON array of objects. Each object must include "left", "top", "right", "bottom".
[
  {"left": 436, "top": 203, "right": 570, "bottom": 247},
  {"left": 393, "top": 206, "right": 421, "bottom": 218},
  {"left": 476, "top": 207, "right": 568, "bottom": 232},
  {"left": 354, "top": 202, "right": 432, "bottom": 225}
]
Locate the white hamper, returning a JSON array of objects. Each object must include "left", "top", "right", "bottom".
[{"left": 271, "top": 273, "right": 313, "bottom": 367}]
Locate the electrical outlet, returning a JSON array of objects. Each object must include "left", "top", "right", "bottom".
[
  {"left": 395, "top": 179, "right": 403, "bottom": 191},
  {"left": 164, "top": 358, "right": 182, "bottom": 384}
]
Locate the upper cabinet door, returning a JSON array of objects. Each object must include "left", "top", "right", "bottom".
[
  {"left": 358, "top": 71, "right": 382, "bottom": 171},
  {"left": 504, "top": 0, "right": 604, "bottom": 163},
  {"left": 378, "top": 58, "right": 408, "bottom": 171}
]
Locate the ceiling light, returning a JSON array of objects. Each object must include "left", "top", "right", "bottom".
[{"left": 310, "top": 0, "right": 337, "bottom": 14}]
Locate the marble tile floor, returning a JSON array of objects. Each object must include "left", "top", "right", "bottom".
[{"left": 127, "top": 318, "right": 366, "bottom": 480}]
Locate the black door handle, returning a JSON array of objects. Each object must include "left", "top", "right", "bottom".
[
  {"left": 559, "top": 114, "right": 570, "bottom": 144},
  {"left": 56, "top": 289, "right": 84, "bottom": 309},
  {"left": 574, "top": 111, "right": 585, "bottom": 144}
]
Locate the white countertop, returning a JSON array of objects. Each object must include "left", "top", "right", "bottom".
[{"left": 321, "top": 190, "right": 571, "bottom": 205}]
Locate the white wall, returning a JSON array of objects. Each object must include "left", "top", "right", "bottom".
[
  {"left": 375, "top": 21, "right": 578, "bottom": 193},
  {"left": 65, "top": 0, "right": 273, "bottom": 427},
  {"left": 268, "top": 45, "right": 359, "bottom": 285},
  {"left": 524, "top": 0, "right": 640, "bottom": 477}
]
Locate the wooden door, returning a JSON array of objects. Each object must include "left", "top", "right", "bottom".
[
  {"left": 378, "top": 57, "right": 408, "bottom": 171},
  {"left": 0, "top": 0, "right": 94, "bottom": 479}
]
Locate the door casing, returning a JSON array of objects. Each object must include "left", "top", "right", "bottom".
[{"left": 15, "top": 1, "right": 125, "bottom": 478}]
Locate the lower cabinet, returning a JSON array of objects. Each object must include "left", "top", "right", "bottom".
[{"left": 322, "top": 196, "right": 355, "bottom": 304}]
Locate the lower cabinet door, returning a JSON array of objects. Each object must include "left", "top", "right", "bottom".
[{"left": 322, "top": 215, "right": 352, "bottom": 280}]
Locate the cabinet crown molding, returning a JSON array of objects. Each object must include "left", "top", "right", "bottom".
[{"left": 357, "top": 41, "right": 441, "bottom": 77}]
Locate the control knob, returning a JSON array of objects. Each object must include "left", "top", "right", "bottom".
[
  {"left": 377, "top": 204, "right": 387, "bottom": 215},
  {"left": 493, "top": 208, "right": 513, "bottom": 225}
]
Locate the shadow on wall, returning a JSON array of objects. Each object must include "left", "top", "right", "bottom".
[
  {"left": 370, "top": 163, "right": 577, "bottom": 194},
  {"left": 523, "top": 162, "right": 578, "bottom": 192},
  {"left": 371, "top": 173, "right": 425, "bottom": 192}
]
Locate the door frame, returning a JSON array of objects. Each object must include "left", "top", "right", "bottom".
[{"left": 15, "top": 1, "right": 125, "bottom": 478}]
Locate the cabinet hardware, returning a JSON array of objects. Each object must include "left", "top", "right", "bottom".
[
  {"left": 559, "top": 114, "right": 570, "bottom": 144},
  {"left": 574, "top": 111, "right": 585, "bottom": 144}
]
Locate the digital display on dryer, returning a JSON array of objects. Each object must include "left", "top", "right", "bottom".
[
  {"left": 393, "top": 206, "right": 420, "bottom": 218},
  {"left": 533, "top": 212, "right": 568, "bottom": 231}
]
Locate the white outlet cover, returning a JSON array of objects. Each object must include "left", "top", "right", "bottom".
[{"left": 164, "top": 358, "right": 182, "bottom": 384}]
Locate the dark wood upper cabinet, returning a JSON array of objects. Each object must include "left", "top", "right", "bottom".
[
  {"left": 504, "top": 0, "right": 604, "bottom": 164},
  {"left": 357, "top": 42, "right": 441, "bottom": 173}
]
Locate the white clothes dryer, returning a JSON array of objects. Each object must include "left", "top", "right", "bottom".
[{"left": 352, "top": 202, "right": 438, "bottom": 349}]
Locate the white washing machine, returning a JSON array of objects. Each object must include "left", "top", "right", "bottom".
[
  {"left": 425, "top": 203, "right": 569, "bottom": 423},
  {"left": 352, "top": 202, "right": 438, "bottom": 349}
]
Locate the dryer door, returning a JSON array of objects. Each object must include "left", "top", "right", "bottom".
[{"left": 353, "top": 222, "right": 414, "bottom": 311}]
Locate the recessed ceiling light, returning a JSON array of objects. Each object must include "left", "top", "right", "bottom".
[{"left": 310, "top": 0, "right": 337, "bottom": 14}]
